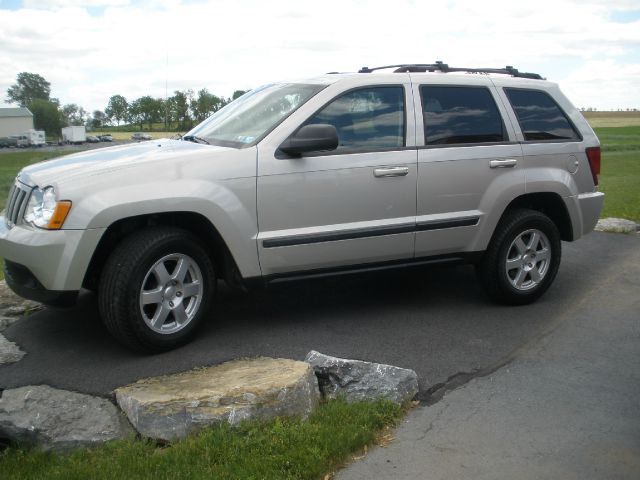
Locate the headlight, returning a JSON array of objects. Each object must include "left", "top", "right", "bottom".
[{"left": 24, "top": 186, "right": 72, "bottom": 230}]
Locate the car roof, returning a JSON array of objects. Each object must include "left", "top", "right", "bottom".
[{"left": 283, "top": 64, "right": 555, "bottom": 89}]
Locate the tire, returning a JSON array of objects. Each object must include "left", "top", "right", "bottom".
[
  {"left": 477, "top": 208, "right": 561, "bottom": 305},
  {"left": 98, "top": 227, "right": 215, "bottom": 352}
]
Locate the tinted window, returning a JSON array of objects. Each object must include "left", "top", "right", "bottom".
[
  {"left": 505, "top": 88, "right": 579, "bottom": 141},
  {"left": 421, "top": 86, "right": 505, "bottom": 145},
  {"left": 304, "top": 86, "right": 405, "bottom": 150}
]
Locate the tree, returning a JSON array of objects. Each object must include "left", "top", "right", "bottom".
[
  {"left": 105, "top": 95, "right": 128, "bottom": 126},
  {"left": 232, "top": 90, "right": 248, "bottom": 100},
  {"left": 29, "top": 99, "right": 62, "bottom": 136},
  {"left": 6, "top": 72, "right": 51, "bottom": 107},
  {"left": 190, "top": 88, "right": 224, "bottom": 122},
  {"left": 61, "top": 103, "right": 87, "bottom": 126},
  {"left": 129, "top": 96, "right": 163, "bottom": 130},
  {"left": 87, "top": 110, "right": 108, "bottom": 129},
  {"left": 170, "top": 90, "right": 193, "bottom": 130}
]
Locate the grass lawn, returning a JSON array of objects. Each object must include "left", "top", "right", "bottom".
[
  {"left": 0, "top": 399, "right": 402, "bottom": 480},
  {"left": 0, "top": 151, "right": 68, "bottom": 210},
  {"left": 594, "top": 126, "right": 640, "bottom": 221}
]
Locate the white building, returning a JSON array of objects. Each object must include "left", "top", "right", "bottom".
[{"left": 0, "top": 108, "right": 34, "bottom": 137}]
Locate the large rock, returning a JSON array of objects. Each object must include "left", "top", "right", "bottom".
[
  {"left": 0, "top": 333, "right": 25, "bottom": 365},
  {"left": 305, "top": 350, "right": 418, "bottom": 405},
  {"left": 595, "top": 218, "right": 638, "bottom": 234},
  {"left": 115, "top": 357, "right": 320, "bottom": 441},
  {"left": 0, "top": 385, "right": 134, "bottom": 452},
  {"left": 0, "top": 280, "right": 42, "bottom": 332}
]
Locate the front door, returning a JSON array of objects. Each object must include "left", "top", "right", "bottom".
[{"left": 256, "top": 83, "right": 417, "bottom": 276}]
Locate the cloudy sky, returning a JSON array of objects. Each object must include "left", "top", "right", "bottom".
[{"left": 1, "top": 0, "right": 639, "bottom": 113}]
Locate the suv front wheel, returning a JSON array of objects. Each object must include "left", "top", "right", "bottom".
[
  {"left": 477, "top": 209, "right": 561, "bottom": 305},
  {"left": 98, "top": 227, "right": 215, "bottom": 352}
]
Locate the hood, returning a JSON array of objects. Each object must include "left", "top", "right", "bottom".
[{"left": 19, "top": 139, "right": 232, "bottom": 188}]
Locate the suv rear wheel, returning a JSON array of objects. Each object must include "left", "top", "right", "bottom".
[
  {"left": 477, "top": 208, "right": 561, "bottom": 305},
  {"left": 98, "top": 227, "right": 215, "bottom": 352}
]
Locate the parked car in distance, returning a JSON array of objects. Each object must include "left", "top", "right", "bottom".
[
  {"left": 0, "top": 62, "right": 604, "bottom": 353},
  {"left": 10, "top": 135, "right": 29, "bottom": 148},
  {"left": 98, "top": 134, "right": 113, "bottom": 142},
  {"left": 86, "top": 135, "right": 101, "bottom": 143},
  {"left": 131, "top": 132, "right": 152, "bottom": 141},
  {"left": 0, "top": 136, "right": 18, "bottom": 148}
]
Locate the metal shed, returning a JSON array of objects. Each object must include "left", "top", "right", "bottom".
[{"left": 0, "top": 108, "right": 34, "bottom": 137}]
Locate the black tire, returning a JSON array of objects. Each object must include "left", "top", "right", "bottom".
[
  {"left": 477, "top": 208, "right": 561, "bottom": 305},
  {"left": 98, "top": 227, "right": 215, "bottom": 353}
]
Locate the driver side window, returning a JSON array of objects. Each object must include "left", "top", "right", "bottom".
[{"left": 304, "top": 86, "right": 405, "bottom": 152}]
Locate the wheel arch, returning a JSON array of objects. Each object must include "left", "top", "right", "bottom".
[
  {"left": 503, "top": 192, "right": 574, "bottom": 242},
  {"left": 82, "top": 211, "right": 245, "bottom": 291}
]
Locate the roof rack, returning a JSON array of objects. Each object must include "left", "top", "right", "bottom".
[{"left": 358, "top": 61, "right": 544, "bottom": 80}]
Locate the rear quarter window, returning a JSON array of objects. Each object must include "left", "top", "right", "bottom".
[{"left": 504, "top": 88, "right": 580, "bottom": 141}]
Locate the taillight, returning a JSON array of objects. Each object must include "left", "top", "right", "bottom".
[{"left": 585, "top": 146, "right": 601, "bottom": 187}]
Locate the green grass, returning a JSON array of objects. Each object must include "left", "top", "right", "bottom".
[
  {"left": 600, "top": 151, "right": 639, "bottom": 220},
  {"left": 0, "top": 151, "right": 68, "bottom": 210},
  {"left": 0, "top": 399, "right": 402, "bottom": 480},
  {"left": 594, "top": 126, "right": 640, "bottom": 221}
]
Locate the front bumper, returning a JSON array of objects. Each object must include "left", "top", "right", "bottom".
[
  {"left": 4, "top": 260, "right": 78, "bottom": 306},
  {"left": 0, "top": 216, "right": 105, "bottom": 294}
]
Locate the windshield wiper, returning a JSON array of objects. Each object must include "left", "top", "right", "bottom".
[{"left": 182, "top": 135, "right": 210, "bottom": 145}]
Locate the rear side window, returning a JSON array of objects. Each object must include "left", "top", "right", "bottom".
[
  {"left": 504, "top": 88, "right": 580, "bottom": 141},
  {"left": 420, "top": 86, "right": 505, "bottom": 145},
  {"left": 304, "top": 86, "right": 405, "bottom": 151}
]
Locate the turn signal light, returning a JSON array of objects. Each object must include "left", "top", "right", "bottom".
[{"left": 47, "top": 201, "right": 72, "bottom": 230}]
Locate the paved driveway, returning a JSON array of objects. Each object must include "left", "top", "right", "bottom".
[
  {"left": 1, "top": 232, "right": 637, "bottom": 398},
  {"left": 338, "top": 229, "right": 640, "bottom": 479}
]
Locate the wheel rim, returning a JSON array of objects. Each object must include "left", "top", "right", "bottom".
[
  {"left": 139, "top": 253, "right": 203, "bottom": 334},
  {"left": 505, "top": 229, "right": 551, "bottom": 291}
]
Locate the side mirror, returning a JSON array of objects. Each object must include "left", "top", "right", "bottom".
[{"left": 279, "top": 124, "right": 339, "bottom": 156}]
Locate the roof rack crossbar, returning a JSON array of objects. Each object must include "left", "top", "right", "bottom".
[{"left": 358, "top": 62, "right": 543, "bottom": 80}]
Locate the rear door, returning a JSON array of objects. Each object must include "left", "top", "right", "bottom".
[
  {"left": 413, "top": 76, "right": 524, "bottom": 257},
  {"left": 256, "top": 78, "right": 418, "bottom": 276}
]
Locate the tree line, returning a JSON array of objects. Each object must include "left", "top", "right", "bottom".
[{"left": 5, "top": 72, "right": 247, "bottom": 136}]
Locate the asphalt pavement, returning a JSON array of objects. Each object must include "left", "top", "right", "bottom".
[
  {"left": 338, "top": 230, "right": 640, "bottom": 479},
  {"left": 1, "top": 232, "right": 637, "bottom": 404}
]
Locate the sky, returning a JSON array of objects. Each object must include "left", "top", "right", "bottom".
[{"left": 0, "top": 0, "right": 639, "bottom": 113}]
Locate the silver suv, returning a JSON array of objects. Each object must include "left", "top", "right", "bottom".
[{"left": 0, "top": 63, "right": 604, "bottom": 352}]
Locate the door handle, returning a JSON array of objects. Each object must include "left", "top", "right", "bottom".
[
  {"left": 373, "top": 166, "right": 409, "bottom": 178},
  {"left": 489, "top": 159, "right": 518, "bottom": 169}
]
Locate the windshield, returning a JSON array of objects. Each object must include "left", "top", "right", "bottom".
[{"left": 185, "top": 83, "right": 326, "bottom": 148}]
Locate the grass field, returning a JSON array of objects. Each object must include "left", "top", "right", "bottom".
[
  {"left": 0, "top": 151, "right": 68, "bottom": 210},
  {"left": 594, "top": 125, "right": 640, "bottom": 221},
  {"left": 1, "top": 399, "right": 401, "bottom": 480},
  {"left": 583, "top": 111, "right": 640, "bottom": 128}
]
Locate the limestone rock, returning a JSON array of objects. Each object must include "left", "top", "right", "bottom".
[
  {"left": 305, "top": 350, "right": 418, "bottom": 405},
  {"left": 115, "top": 357, "right": 320, "bottom": 441},
  {"left": 0, "top": 333, "right": 25, "bottom": 365},
  {"left": 0, "top": 385, "right": 134, "bottom": 452},
  {"left": 0, "top": 280, "right": 42, "bottom": 332},
  {"left": 595, "top": 218, "right": 638, "bottom": 234}
]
